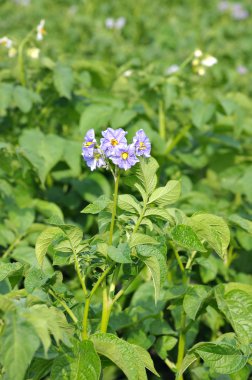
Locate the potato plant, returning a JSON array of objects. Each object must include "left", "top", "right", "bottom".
[{"left": 0, "top": 0, "right": 252, "bottom": 379}]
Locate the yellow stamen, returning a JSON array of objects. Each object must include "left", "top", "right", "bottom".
[
  {"left": 121, "top": 152, "right": 128, "bottom": 160},
  {"left": 111, "top": 138, "right": 118, "bottom": 146},
  {"left": 84, "top": 141, "right": 93, "bottom": 147},
  {"left": 139, "top": 142, "right": 146, "bottom": 150},
  {"left": 94, "top": 152, "right": 101, "bottom": 159}
]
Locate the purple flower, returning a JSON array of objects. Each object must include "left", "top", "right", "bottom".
[
  {"left": 231, "top": 4, "right": 249, "bottom": 20},
  {"left": 133, "top": 129, "right": 151, "bottom": 157},
  {"left": 83, "top": 148, "right": 106, "bottom": 171},
  {"left": 82, "top": 129, "right": 96, "bottom": 157},
  {"left": 110, "top": 144, "right": 139, "bottom": 170},
  {"left": 100, "top": 128, "right": 127, "bottom": 157},
  {"left": 218, "top": 1, "right": 230, "bottom": 12},
  {"left": 236, "top": 65, "right": 248, "bottom": 75}
]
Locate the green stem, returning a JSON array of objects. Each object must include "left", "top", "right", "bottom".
[
  {"left": 165, "top": 124, "right": 192, "bottom": 155},
  {"left": 185, "top": 251, "right": 197, "bottom": 270},
  {"left": 100, "top": 285, "right": 112, "bottom": 333},
  {"left": 18, "top": 29, "right": 35, "bottom": 86},
  {"left": 82, "top": 264, "right": 114, "bottom": 340},
  {"left": 171, "top": 243, "right": 185, "bottom": 273},
  {"left": 176, "top": 311, "right": 186, "bottom": 380},
  {"left": 2, "top": 234, "right": 24, "bottom": 259},
  {"left": 73, "top": 250, "right": 87, "bottom": 297},
  {"left": 133, "top": 197, "right": 148, "bottom": 234},
  {"left": 158, "top": 100, "right": 166, "bottom": 139},
  {"left": 48, "top": 289, "right": 78, "bottom": 324},
  {"left": 109, "top": 173, "right": 120, "bottom": 245}
]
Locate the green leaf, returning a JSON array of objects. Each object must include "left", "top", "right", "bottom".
[
  {"left": 91, "top": 333, "right": 158, "bottom": 379},
  {"left": 0, "top": 262, "right": 23, "bottom": 282},
  {"left": 0, "top": 82, "right": 13, "bottom": 116},
  {"left": 51, "top": 339, "right": 101, "bottom": 380},
  {"left": 144, "top": 208, "right": 174, "bottom": 223},
  {"left": 130, "top": 233, "right": 159, "bottom": 248},
  {"left": 53, "top": 63, "right": 74, "bottom": 99},
  {"left": 183, "top": 285, "right": 211, "bottom": 320},
  {"left": 188, "top": 213, "right": 230, "bottom": 258},
  {"left": 81, "top": 195, "right": 110, "bottom": 214},
  {"left": 171, "top": 224, "right": 206, "bottom": 252},
  {"left": 194, "top": 342, "right": 247, "bottom": 374},
  {"left": 148, "top": 180, "right": 181, "bottom": 206},
  {"left": 191, "top": 101, "right": 215, "bottom": 128},
  {"left": 108, "top": 243, "right": 132, "bottom": 263},
  {"left": 137, "top": 245, "right": 167, "bottom": 302},
  {"left": 19, "top": 129, "right": 65, "bottom": 185},
  {"left": 118, "top": 194, "right": 141, "bottom": 214},
  {"left": 79, "top": 105, "right": 114, "bottom": 135},
  {"left": 35, "top": 226, "right": 62, "bottom": 267},
  {"left": 13, "top": 86, "right": 33, "bottom": 113},
  {"left": 176, "top": 352, "right": 197, "bottom": 379},
  {"left": 24, "top": 267, "right": 50, "bottom": 293},
  {"left": 23, "top": 304, "right": 71, "bottom": 354},
  {"left": 33, "top": 199, "right": 63, "bottom": 219},
  {"left": 0, "top": 313, "right": 40, "bottom": 380},
  {"left": 228, "top": 214, "right": 252, "bottom": 234},
  {"left": 134, "top": 157, "right": 159, "bottom": 195},
  {"left": 132, "top": 344, "right": 159, "bottom": 377},
  {"left": 155, "top": 336, "right": 178, "bottom": 360},
  {"left": 0, "top": 295, "right": 16, "bottom": 311},
  {"left": 111, "top": 109, "right": 137, "bottom": 128},
  {"left": 215, "top": 285, "right": 252, "bottom": 345}
]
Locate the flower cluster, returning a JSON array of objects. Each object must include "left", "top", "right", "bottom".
[
  {"left": 192, "top": 49, "right": 218, "bottom": 76},
  {"left": 105, "top": 17, "right": 126, "bottom": 30},
  {"left": 218, "top": 2, "right": 249, "bottom": 20},
  {"left": 82, "top": 128, "right": 151, "bottom": 171}
]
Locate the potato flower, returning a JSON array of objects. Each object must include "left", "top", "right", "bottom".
[
  {"left": 82, "top": 128, "right": 151, "bottom": 171},
  {"left": 0, "top": 36, "right": 12, "bottom": 49},
  {"left": 36, "top": 19, "right": 46, "bottom": 41}
]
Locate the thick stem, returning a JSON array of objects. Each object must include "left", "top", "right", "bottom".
[
  {"left": 82, "top": 297, "right": 90, "bottom": 340},
  {"left": 109, "top": 173, "right": 120, "bottom": 245},
  {"left": 17, "top": 29, "right": 35, "bottom": 86},
  {"left": 100, "top": 286, "right": 112, "bottom": 333},
  {"left": 176, "top": 311, "right": 186, "bottom": 380},
  {"left": 159, "top": 100, "right": 166, "bottom": 140},
  {"left": 82, "top": 265, "right": 114, "bottom": 339},
  {"left": 99, "top": 173, "right": 119, "bottom": 333}
]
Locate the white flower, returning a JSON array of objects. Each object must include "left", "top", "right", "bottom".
[
  {"left": 166, "top": 64, "right": 179, "bottom": 75},
  {"left": 114, "top": 17, "right": 126, "bottom": 30},
  {"left": 105, "top": 18, "right": 114, "bottom": 29},
  {"left": 194, "top": 49, "right": 203, "bottom": 58},
  {"left": 105, "top": 17, "right": 126, "bottom": 30},
  {"left": 27, "top": 47, "right": 40, "bottom": 59},
  {"left": 123, "top": 70, "right": 133, "bottom": 77},
  {"left": 201, "top": 55, "right": 218, "bottom": 67},
  {"left": 0, "top": 36, "right": 12, "bottom": 49},
  {"left": 36, "top": 19, "right": 46, "bottom": 41}
]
